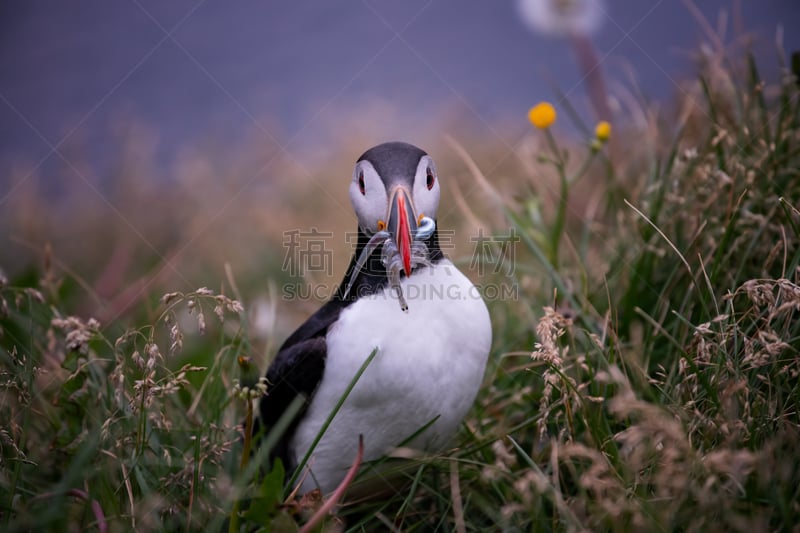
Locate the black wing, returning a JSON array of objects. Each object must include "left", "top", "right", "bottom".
[
  {"left": 258, "top": 337, "right": 326, "bottom": 471},
  {"left": 257, "top": 298, "right": 345, "bottom": 472}
]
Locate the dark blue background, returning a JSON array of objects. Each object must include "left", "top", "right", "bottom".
[{"left": 1, "top": 1, "right": 798, "bottom": 195}]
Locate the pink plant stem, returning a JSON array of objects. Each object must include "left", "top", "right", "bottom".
[
  {"left": 299, "top": 435, "right": 364, "bottom": 533},
  {"left": 570, "top": 33, "right": 612, "bottom": 122},
  {"left": 31, "top": 488, "right": 108, "bottom": 533}
]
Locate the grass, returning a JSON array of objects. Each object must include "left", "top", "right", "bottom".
[{"left": 2, "top": 43, "right": 800, "bottom": 531}]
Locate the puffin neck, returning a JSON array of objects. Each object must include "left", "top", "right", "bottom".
[{"left": 335, "top": 225, "right": 443, "bottom": 303}]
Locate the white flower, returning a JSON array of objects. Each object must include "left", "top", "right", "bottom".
[{"left": 517, "top": 0, "right": 605, "bottom": 37}]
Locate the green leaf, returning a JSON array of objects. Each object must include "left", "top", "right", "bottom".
[
  {"left": 61, "top": 350, "right": 83, "bottom": 373},
  {"left": 243, "top": 459, "right": 285, "bottom": 525}
]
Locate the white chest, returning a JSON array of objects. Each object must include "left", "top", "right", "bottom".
[{"left": 290, "top": 260, "right": 492, "bottom": 494}]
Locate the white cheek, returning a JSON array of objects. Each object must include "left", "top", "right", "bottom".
[
  {"left": 413, "top": 158, "right": 440, "bottom": 220},
  {"left": 418, "top": 184, "right": 440, "bottom": 220},
  {"left": 349, "top": 169, "right": 388, "bottom": 232}
]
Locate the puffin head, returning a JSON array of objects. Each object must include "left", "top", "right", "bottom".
[{"left": 349, "top": 142, "right": 440, "bottom": 276}]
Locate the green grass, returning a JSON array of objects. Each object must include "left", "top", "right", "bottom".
[{"left": 2, "top": 48, "right": 800, "bottom": 532}]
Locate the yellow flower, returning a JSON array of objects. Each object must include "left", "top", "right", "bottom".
[
  {"left": 528, "top": 102, "right": 557, "bottom": 129},
  {"left": 594, "top": 120, "right": 611, "bottom": 142}
]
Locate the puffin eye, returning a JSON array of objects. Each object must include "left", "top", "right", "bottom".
[
  {"left": 426, "top": 168, "right": 435, "bottom": 191},
  {"left": 358, "top": 172, "right": 366, "bottom": 195}
]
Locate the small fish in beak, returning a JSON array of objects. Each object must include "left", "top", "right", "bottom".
[{"left": 342, "top": 187, "right": 436, "bottom": 312}]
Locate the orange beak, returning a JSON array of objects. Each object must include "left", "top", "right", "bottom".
[{"left": 386, "top": 187, "right": 417, "bottom": 277}]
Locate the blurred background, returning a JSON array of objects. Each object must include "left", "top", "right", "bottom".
[{"left": 1, "top": 0, "right": 798, "bottom": 331}]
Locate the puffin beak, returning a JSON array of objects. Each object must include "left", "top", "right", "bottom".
[{"left": 386, "top": 186, "right": 418, "bottom": 277}]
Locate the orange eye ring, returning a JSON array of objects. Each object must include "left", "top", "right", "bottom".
[{"left": 377, "top": 220, "right": 386, "bottom": 231}]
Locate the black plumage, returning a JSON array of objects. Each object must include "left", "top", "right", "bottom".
[{"left": 356, "top": 142, "right": 427, "bottom": 188}]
